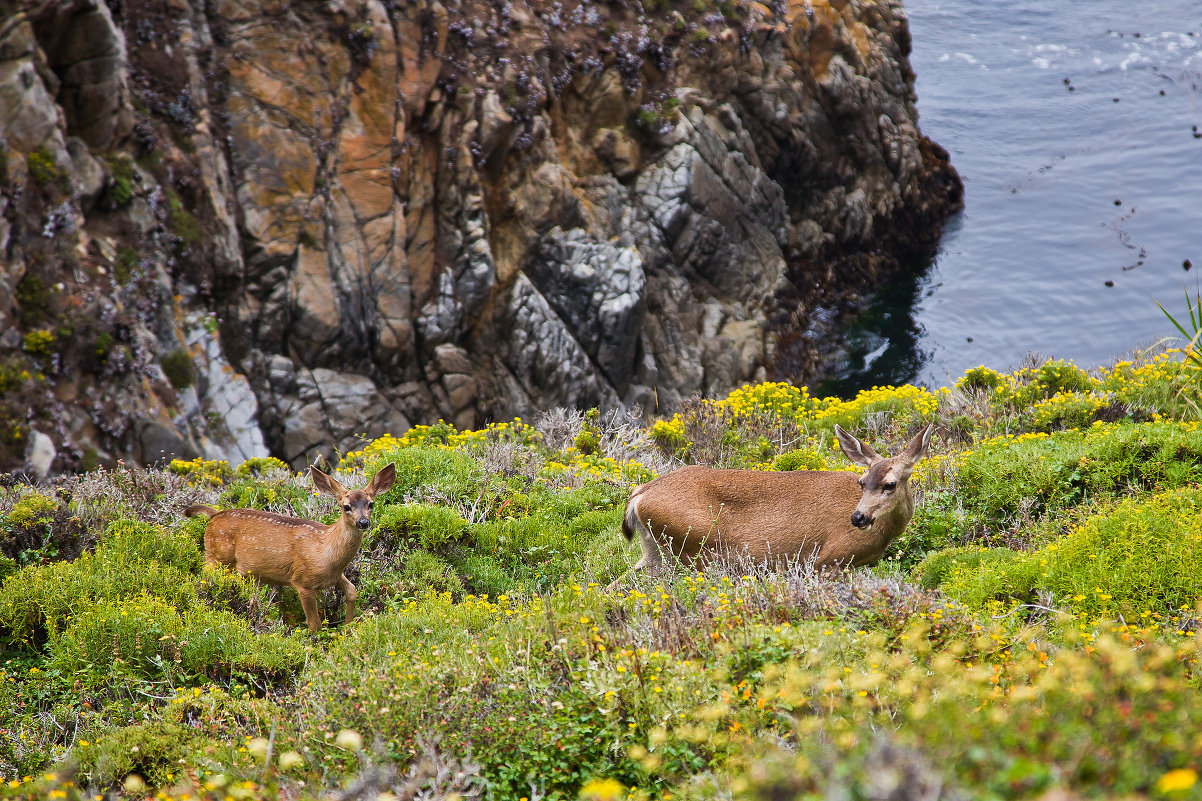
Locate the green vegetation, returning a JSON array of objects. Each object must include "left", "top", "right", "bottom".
[
  {"left": 168, "top": 456, "right": 233, "bottom": 487},
  {"left": 932, "top": 487, "right": 1202, "bottom": 618},
  {"left": 159, "top": 348, "right": 195, "bottom": 390},
  {"left": 1154, "top": 288, "right": 1202, "bottom": 417},
  {"left": 107, "top": 157, "right": 136, "bottom": 207},
  {"left": 956, "top": 422, "right": 1202, "bottom": 520},
  {"left": 20, "top": 329, "right": 54, "bottom": 356},
  {"left": 0, "top": 358, "right": 31, "bottom": 394},
  {"left": 1155, "top": 287, "right": 1202, "bottom": 372},
  {"left": 114, "top": 245, "right": 140, "bottom": 284},
  {"left": 94, "top": 330, "right": 113, "bottom": 360},
  {"left": 2, "top": 346, "right": 1202, "bottom": 800},
  {"left": 166, "top": 189, "right": 203, "bottom": 245},
  {"left": 25, "top": 146, "right": 66, "bottom": 189},
  {"left": 14, "top": 271, "right": 50, "bottom": 327},
  {"left": 633, "top": 96, "right": 681, "bottom": 136}
]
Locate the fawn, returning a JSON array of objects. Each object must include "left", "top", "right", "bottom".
[{"left": 186, "top": 463, "right": 396, "bottom": 631}]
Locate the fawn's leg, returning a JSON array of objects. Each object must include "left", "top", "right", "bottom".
[
  {"left": 337, "top": 573, "right": 358, "bottom": 624},
  {"left": 294, "top": 585, "right": 323, "bottom": 632}
]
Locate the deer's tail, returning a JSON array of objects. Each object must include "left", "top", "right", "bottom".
[
  {"left": 621, "top": 492, "right": 644, "bottom": 542},
  {"left": 184, "top": 504, "right": 218, "bottom": 519}
]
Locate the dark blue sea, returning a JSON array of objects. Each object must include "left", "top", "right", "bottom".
[{"left": 825, "top": 0, "right": 1202, "bottom": 393}]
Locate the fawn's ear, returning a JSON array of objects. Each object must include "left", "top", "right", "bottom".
[
  {"left": 834, "top": 425, "right": 883, "bottom": 468},
  {"left": 367, "top": 463, "right": 396, "bottom": 498},
  {"left": 310, "top": 466, "right": 347, "bottom": 497}
]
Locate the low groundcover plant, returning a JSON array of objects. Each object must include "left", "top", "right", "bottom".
[{"left": 1, "top": 350, "right": 1201, "bottom": 800}]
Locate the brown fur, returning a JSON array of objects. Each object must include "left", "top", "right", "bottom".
[
  {"left": 185, "top": 463, "right": 396, "bottom": 632},
  {"left": 618, "top": 424, "right": 934, "bottom": 577}
]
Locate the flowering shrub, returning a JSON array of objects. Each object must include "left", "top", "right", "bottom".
[
  {"left": 1100, "top": 350, "right": 1200, "bottom": 419},
  {"left": 651, "top": 381, "right": 938, "bottom": 471},
  {"left": 992, "top": 359, "right": 1093, "bottom": 407},
  {"left": 738, "top": 629, "right": 1202, "bottom": 800},
  {"left": 722, "top": 381, "right": 938, "bottom": 436},
  {"left": 340, "top": 419, "right": 541, "bottom": 469},
  {"left": 723, "top": 381, "right": 818, "bottom": 420},
  {"left": 956, "top": 365, "right": 1006, "bottom": 392},
  {"left": 1028, "top": 390, "right": 1110, "bottom": 432},
  {"left": 167, "top": 457, "right": 232, "bottom": 487},
  {"left": 234, "top": 456, "right": 289, "bottom": 477},
  {"left": 772, "top": 447, "right": 840, "bottom": 472},
  {"left": 808, "top": 383, "right": 940, "bottom": 433},
  {"left": 649, "top": 414, "right": 689, "bottom": 458}
]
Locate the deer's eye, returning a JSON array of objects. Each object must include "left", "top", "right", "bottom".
[
  {"left": 343, "top": 504, "right": 352, "bottom": 512},
  {"left": 368, "top": 502, "right": 374, "bottom": 509},
  {"left": 884, "top": 481, "right": 897, "bottom": 491}
]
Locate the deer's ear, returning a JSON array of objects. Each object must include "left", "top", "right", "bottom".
[
  {"left": 901, "top": 422, "right": 936, "bottom": 467},
  {"left": 310, "top": 466, "right": 346, "bottom": 497},
  {"left": 367, "top": 463, "right": 396, "bottom": 498},
  {"left": 835, "top": 425, "right": 882, "bottom": 467}
]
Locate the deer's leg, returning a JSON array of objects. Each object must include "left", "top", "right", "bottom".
[
  {"left": 616, "top": 522, "right": 667, "bottom": 589},
  {"left": 633, "top": 522, "right": 668, "bottom": 574},
  {"left": 608, "top": 512, "right": 667, "bottom": 592},
  {"left": 294, "top": 585, "right": 323, "bottom": 632},
  {"left": 337, "top": 573, "right": 358, "bottom": 624}
]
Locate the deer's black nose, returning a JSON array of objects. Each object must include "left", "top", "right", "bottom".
[
  {"left": 356, "top": 519, "right": 370, "bottom": 530},
  {"left": 850, "top": 511, "right": 872, "bottom": 529}
]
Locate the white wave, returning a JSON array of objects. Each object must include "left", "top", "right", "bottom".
[{"left": 1119, "top": 50, "right": 1151, "bottom": 71}]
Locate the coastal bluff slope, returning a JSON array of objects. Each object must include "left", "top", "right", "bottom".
[{"left": 0, "top": 0, "right": 960, "bottom": 473}]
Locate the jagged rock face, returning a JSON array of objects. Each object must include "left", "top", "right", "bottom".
[{"left": 0, "top": 0, "right": 961, "bottom": 474}]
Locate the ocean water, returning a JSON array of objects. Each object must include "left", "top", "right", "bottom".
[{"left": 824, "top": 0, "right": 1202, "bottom": 393}]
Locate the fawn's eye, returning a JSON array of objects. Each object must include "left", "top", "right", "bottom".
[
  {"left": 343, "top": 505, "right": 352, "bottom": 512},
  {"left": 368, "top": 502, "right": 374, "bottom": 509},
  {"left": 884, "top": 482, "right": 897, "bottom": 491}
]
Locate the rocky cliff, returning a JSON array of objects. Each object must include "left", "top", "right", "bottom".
[{"left": 0, "top": 0, "right": 961, "bottom": 474}]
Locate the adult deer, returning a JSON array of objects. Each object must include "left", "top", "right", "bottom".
[
  {"left": 617, "top": 423, "right": 934, "bottom": 578},
  {"left": 186, "top": 463, "right": 396, "bottom": 632}
]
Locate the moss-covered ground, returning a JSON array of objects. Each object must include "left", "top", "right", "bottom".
[{"left": 1, "top": 350, "right": 1201, "bottom": 800}]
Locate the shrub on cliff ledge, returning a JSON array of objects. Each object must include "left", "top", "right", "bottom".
[
  {"left": 25, "top": 146, "right": 66, "bottom": 189},
  {"left": 159, "top": 348, "right": 194, "bottom": 390}
]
